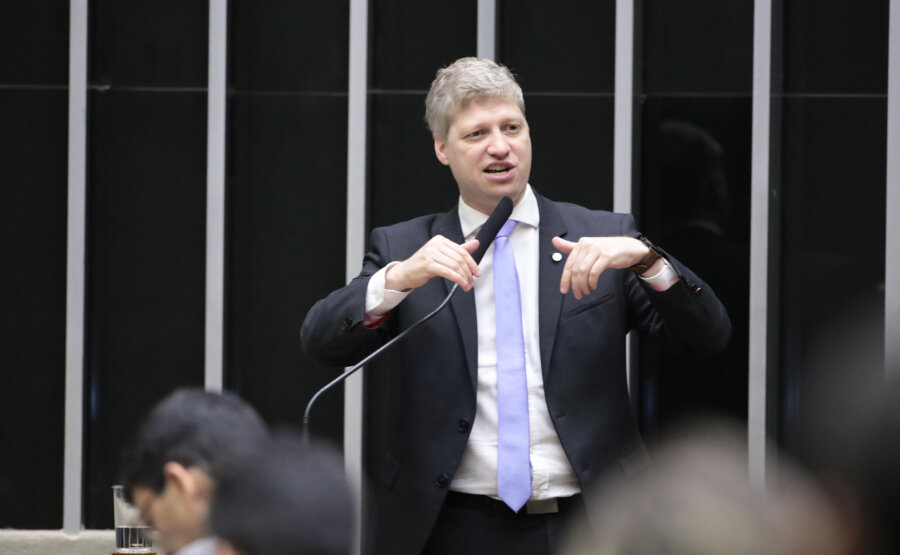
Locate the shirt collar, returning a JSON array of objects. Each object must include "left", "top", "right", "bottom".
[
  {"left": 458, "top": 184, "right": 540, "bottom": 240},
  {"left": 175, "top": 537, "right": 218, "bottom": 555}
]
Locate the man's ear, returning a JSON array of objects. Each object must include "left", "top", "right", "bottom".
[
  {"left": 434, "top": 133, "right": 450, "bottom": 166},
  {"left": 162, "top": 461, "right": 195, "bottom": 497}
]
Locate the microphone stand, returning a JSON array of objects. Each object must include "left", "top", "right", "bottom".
[{"left": 302, "top": 283, "right": 459, "bottom": 442}]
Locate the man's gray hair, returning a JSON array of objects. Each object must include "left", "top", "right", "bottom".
[{"left": 425, "top": 57, "right": 525, "bottom": 140}]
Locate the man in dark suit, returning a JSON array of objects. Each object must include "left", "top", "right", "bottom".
[{"left": 301, "top": 57, "right": 730, "bottom": 555}]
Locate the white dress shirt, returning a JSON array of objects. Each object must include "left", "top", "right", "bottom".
[{"left": 175, "top": 537, "right": 217, "bottom": 555}]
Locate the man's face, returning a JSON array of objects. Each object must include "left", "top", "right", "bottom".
[
  {"left": 434, "top": 96, "right": 532, "bottom": 215},
  {"left": 131, "top": 465, "right": 212, "bottom": 555}
]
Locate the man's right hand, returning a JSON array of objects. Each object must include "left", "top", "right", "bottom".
[{"left": 385, "top": 236, "right": 481, "bottom": 292}]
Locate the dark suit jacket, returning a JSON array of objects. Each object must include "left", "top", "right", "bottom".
[{"left": 301, "top": 191, "right": 731, "bottom": 555}]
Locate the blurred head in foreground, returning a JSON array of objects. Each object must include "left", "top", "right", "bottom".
[
  {"left": 846, "top": 378, "right": 900, "bottom": 554},
  {"left": 211, "top": 431, "right": 353, "bottom": 555},
  {"left": 799, "top": 372, "right": 900, "bottom": 555},
  {"left": 560, "top": 421, "right": 847, "bottom": 555},
  {"left": 119, "top": 388, "right": 269, "bottom": 554}
]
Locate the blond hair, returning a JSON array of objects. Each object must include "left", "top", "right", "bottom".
[{"left": 424, "top": 57, "right": 525, "bottom": 139}]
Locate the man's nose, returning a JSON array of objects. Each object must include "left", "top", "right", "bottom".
[{"left": 486, "top": 131, "right": 510, "bottom": 156}]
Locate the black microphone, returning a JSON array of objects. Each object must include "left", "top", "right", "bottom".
[
  {"left": 470, "top": 195, "right": 513, "bottom": 264},
  {"left": 302, "top": 196, "right": 515, "bottom": 440}
]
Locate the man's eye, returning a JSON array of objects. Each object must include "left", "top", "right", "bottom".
[
  {"left": 505, "top": 124, "right": 520, "bottom": 132},
  {"left": 467, "top": 130, "right": 483, "bottom": 138}
]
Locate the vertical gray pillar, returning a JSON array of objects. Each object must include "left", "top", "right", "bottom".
[
  {"left": 205, "top": 0, "right": 228, "bottom": 391},
  {"left": 64, "top": 0, "right": 89, "bottom": 534},
  {"left": 346, "top": 0, "right": 369, "bottom": 552},
  {"left": 886, "top": 0, "right": 900, "bottom": 379},
  {"left": 615, "top": 0, "right": 635, "bottom": 387},
  {"left": 477, "top": 0, "right": 497, "bottom": 60},
  {"left": 614, "top": 0, "right": 634, "bottom": 215},
  {"left": 749, "top": 0, "right": 773, "bottom": 488}
]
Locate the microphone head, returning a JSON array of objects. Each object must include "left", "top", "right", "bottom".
[{"left": 470, "top": 196, "right": 514, "bottom": 265}]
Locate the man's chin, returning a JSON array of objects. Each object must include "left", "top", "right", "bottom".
[
  {"left": 495, "top": 185, "right": 526, "bottom": 205},
  {"left": 462, "top": 185, "right": 525, "bottom": 214}
]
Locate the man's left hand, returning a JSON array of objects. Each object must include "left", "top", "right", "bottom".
[{"left": 552, "top": 236, "right": 650, "bottom": 299}]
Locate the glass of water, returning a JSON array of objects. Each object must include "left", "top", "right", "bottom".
[{"left": 112, "top": 485, "right": 156, "bottom": 554}]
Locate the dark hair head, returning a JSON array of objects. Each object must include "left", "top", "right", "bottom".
[
  {"left": 210, "top": 431, "right": 353, "bottom": 555},
  {"left": 118, "top": 388, "right": 268, "bottom": 501}
]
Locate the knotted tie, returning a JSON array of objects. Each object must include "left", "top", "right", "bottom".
[{"left": 493, "top": 219, "right": 531, "bottom": 512}]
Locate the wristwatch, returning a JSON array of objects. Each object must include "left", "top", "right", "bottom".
[{"left": 628, "top": 235, "right": 662, "bottom": 275}]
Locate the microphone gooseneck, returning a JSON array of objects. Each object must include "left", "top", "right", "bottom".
[
  {"left": 302, "top": 196, "right": 515, "bottom": 441},
  {"left": 303, "top": 282, "right": 459, "bottom": 441}
]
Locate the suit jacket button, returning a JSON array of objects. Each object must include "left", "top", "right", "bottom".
[
  {"left": 456, "top": 418, "right": 470, "bottom": 433},
  {"left": 436, "top": 473, "right": 449, "bottom": 488},
  {"left": 685, "top": 281, "right": 702, "bottom": 295},
  {"left": 340, "top": 317, "right": 353, "bottom": 331}
]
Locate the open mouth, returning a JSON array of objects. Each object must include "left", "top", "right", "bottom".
[{"left": 484, "top": 164, "right": 513, "bottom": 175}]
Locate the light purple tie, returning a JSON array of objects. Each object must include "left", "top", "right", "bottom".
[{"left": 494, "top": 219, "right": 532, "bottom": 512}]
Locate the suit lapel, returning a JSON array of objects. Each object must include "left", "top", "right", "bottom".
[
  {"left": 432, "top": 207, "right": 479, "bottom": 391},
  {"left": 536, "top": 193, "right": 568, "bottom": 379}
]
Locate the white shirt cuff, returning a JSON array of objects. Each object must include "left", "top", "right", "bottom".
[
  {"left": 366, "top": 262, "right": 411, "bottom": 315},
  {"left": 639, "top": 258, "right": 679, "bottom": 292}
]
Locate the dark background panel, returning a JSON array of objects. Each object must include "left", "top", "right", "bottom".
[
  {"left": 638, "top": 97, "right": 752, "bottom": 244},
  {"left": 782, "top": 0, "right": 889, "bottom": 94},
  {"left": 524, "top": 95, "right": 614, "bottom": 210},
  {"left": 778, "top": 97, "right": 886, "bottom": 467},
  {"left": 84, "top": 90, "right": 208, "bottom": 528},
  {"left": 226, "top": 93, "right": 348, "bottom": 442},
  {"left": 641, "top": 0, "right": 753, "bottom": 94},
  {"left": 634, "top": 0, "right": 753, "bottom": 441},
  {"left": 636, "top": 96, "right": 752, "bottom": 437},
  {"left": 497, "top": 0, "right": 615, "bottom": 93},
  {"left": 368, "top": 93, "right": 462, "bottom": 229},
  {"left": 88, "top": 0, "right": 208, "bottom": 88},
  {"left": 780, "top": 99, "right": 887, "bottom": 258},
  {"left": 0, "top": 89, "right": 68, "bottom": 528},
  {"left": 229, "top": 0, "right": 349, "bottom": 92},
  {"left": 0, "top": 0, "right": 69, "bottom": 84},
  {"left": 370, "top": 0, "right": 477, "bottom": 91}
]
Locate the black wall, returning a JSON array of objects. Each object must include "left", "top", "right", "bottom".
[
  {"left": 635, "top": 0, "right": 753, "bottom": 440},
  {"left": 775, "top": 0, "right": 888, "bottom": 467},
  {"left": 0, "top": 0, "right": 69, "bottom": 529}
]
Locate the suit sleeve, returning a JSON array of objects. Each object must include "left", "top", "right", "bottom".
[
  {"left": 300, "top": 227, "right": 398, "bottom": 367},
  {"left": 620, "top": 214, "right": 732, "bottom": 358}
]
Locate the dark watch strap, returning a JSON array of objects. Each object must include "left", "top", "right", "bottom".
[{"left": 628, "top": 235, "right": 662, "bottom": 275}]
